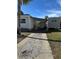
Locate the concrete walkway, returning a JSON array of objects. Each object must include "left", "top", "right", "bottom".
[{"left": 17, "top": 33, "right": 54, "bottom": 59}]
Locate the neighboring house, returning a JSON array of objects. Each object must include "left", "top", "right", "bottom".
[
  {"left": 48, "top": 17, "right": 61, "bottom": 29},
  {"left": 19, "top": 14, "right": 61, "bottom": 31}
]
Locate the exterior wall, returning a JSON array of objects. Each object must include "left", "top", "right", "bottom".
[
  {"left": 20, "top": 15, "right": 34, "bottom": 30},
  {"left": 31, "top": 18, "right": 36, "bottom": 30},
  {"left": 48, "top": 17, "right": 61, "bottom": 29},
  {"left": 30, "top": 17, "right": 35, "bottom": 30}
]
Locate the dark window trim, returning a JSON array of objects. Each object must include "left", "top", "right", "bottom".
[
  {"left": 52, "top": 20, "right": 56, "bottom": 22},
  {"left": 20, "top": 19, "right": 26, "bottom": 23}
]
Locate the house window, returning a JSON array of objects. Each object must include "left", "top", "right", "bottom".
[
  {"left": 52, "top": 20, "right": 56, "bottom": 22},
  {"left": 20, "top": 19, "right": 26, "bottom": 23}
]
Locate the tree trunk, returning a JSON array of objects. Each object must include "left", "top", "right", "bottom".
[{"left": 17, "top": 0, "right": 21, "bottom": 35}]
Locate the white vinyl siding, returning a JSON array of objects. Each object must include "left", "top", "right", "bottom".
[
  {"left": 48, "top": 17, "right": 61, "bottom": 29},
  {"left": 20, "top": 15, "right": 34, "bottom": 30}
]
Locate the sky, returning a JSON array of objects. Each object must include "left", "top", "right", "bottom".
[{"left": 21, "top": 0, "right": 61, "bottom": 18}]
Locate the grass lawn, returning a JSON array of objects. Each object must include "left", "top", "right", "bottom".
[
  {"left": 47, "top": 32, "right": 61, "bottom": 41},
  {"left": 47, "top": 29, "right": 61, "bottom": 59}
]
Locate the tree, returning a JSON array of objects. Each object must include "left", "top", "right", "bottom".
[
  {"left": 45, "top": 16, "right": 48, "bottom": 31},
  {"left": 45, "top": 16, "right": 48, "bottom": 21},
  {"left": 18, "top": 0, "right": 31, "bottom": 35}
]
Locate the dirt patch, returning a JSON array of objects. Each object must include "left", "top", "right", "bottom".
[
  {"left": 17, "top": 35, "right": 27, "bottom": 43},
  {"left": 48, "top": 41, "right": 61, "bottom": 59},
  {"left": 17, "top": 32, "right": 30, "bottom": 43}
]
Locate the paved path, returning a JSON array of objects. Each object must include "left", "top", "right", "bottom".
[{"left": 17, "top": 33, "right": 54, "bottom": 59}]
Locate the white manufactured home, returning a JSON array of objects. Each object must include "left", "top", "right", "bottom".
[
  {"left": 20, "top": 14, "right": 45, "bottom": 31},
  {"left": 20, "top": 14, "right": 35, "bottom": 30},
  {"left": 48, "top": 17, "right": 61, "bottom": 29}
]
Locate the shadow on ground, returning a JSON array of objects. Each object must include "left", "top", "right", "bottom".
[
  {"left": 17, "top": 35, "right": 26, "bottom": 43},
  {"left": 21, "top": 28, "right": 61, "bottom": 33},
  {"left": 26, "top": 36, "right": 61, "bottom": 42}
]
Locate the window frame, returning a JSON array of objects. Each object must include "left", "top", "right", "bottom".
[
  {"left": 52, "top": 20, "right": 57, "bottom": 22},
  {"left": 20, "top": 19, "right": 26, "bottom": 23}
]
